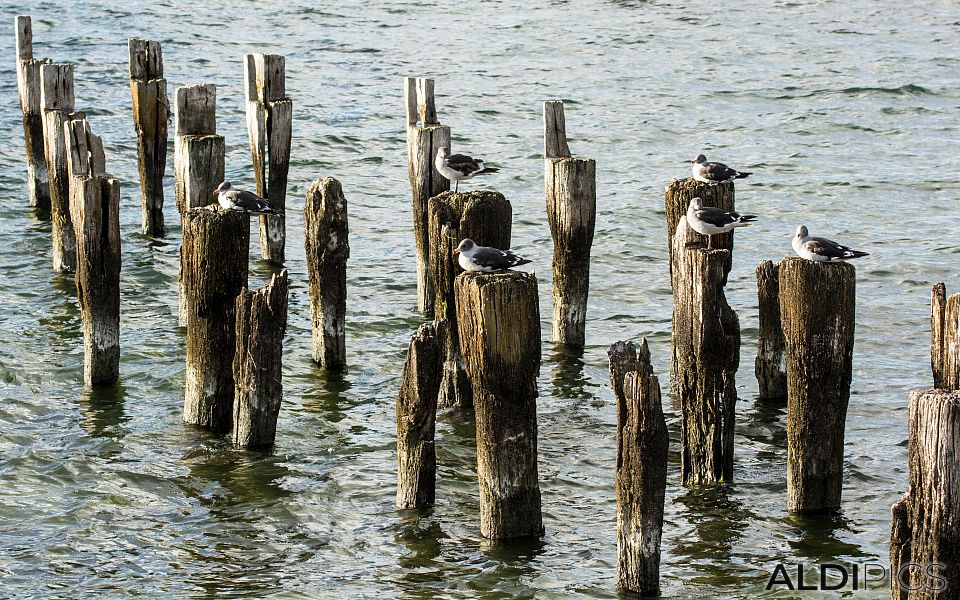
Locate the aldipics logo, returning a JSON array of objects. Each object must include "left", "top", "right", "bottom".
[{"left": 765, "top": 563, "right": 947, "bottom": 592}]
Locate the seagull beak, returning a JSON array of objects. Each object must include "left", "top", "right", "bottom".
[{"left": 453, "top": 248, "right": 460, "bottom": 254}]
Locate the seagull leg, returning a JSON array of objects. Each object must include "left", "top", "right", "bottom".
[
  {"left": 707, "top": 235, "right": 712, "bottom": 250},
  {"left": 455, "top": 180, "right": 459, "bottom": 193}
]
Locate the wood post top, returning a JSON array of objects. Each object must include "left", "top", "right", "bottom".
[
  {"left": 128, "top": 38, "right": 163, "bottom": 80},
  {"left": 175, "top": 84, "right": 216, "bottom": 135}
]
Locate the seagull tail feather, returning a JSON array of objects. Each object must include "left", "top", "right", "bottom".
[
  {"left": 734, "top": 171, "right": 752, "bottom": 179},
  {"left": 477, "top": 167, "right": 499, "bottom": 175}
]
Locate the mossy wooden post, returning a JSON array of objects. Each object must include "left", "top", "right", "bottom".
[
  {"left": 756, "top": 260, "right": 787, "bottom": 399},
  {"left": 405, "top": 77, "right": 451, "bottom": 316},
  {"left": 778, "top": 257, "right": 855, "bottom": 513},
  {"left": 608, "top": 339, "right": 668, "bottom": 596},
  {"left": 427, "top": 190, "right": 512, "bottom": 409},
  {"left": 396, "top": 320, "right": 444, "bottom": 509},
  {"left": 128, "top": 38, "right": 168, "bottom": 237},
  {"left": 40, "top": 63, "right": 76, "bottom": 273},
  {"left": 671, "top": 217, "right": 739, "bottom": 485},
  {"left": 15, "top": 16, "right": 51, "bottom": 210},
  {"left": 931, "top": 283, "right": 960, "bottom": 389},
  {"left": 244, "top": 54, "right": 291, "bottom": 264},
  {"left": 174, "top": 84, "right": 224, "bottom": 326},
  {"left": 664, "top": 178, "right": 735, "bottom": 277},
  {"left": 233, "top": 270, "right": 288, "bottom": 449},
  {"left": 182, "top": 207, "right": 249, "bottom": 433},
  {"left": 304, "top": 177, "right": 349, "bottom": 368},
  {"left": 890, "top": 389, "right": 960, "bottom": 599},
  {"left": 65, "top": 115, "right": 119, "bottom": 385},
  {"left": 456, "top": 271, "right": 543, "bottom": 540},
  {"left": 544, "top": 100, "right": 596, "bottom": 348}
]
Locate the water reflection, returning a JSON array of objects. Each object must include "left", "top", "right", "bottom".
[
  {"left": 784, "top": 511, "right": 866, "bottom": 563},
  {"left": 77, "top": 380, "right": 127, "bottom": 440},
  {"left": 547, "top": 343, "right": 598, "bottom": 404},
  {"left": 672, "top": 486, "right": 753, "bottom": 582},
  {"left": 303, "top": 364, "right": 355, "bottom": 421}
]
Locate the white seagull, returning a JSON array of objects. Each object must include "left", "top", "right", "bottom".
[
  {"left": 213, "top": 181, "right": 281, "bottom": 216},
  {"left": 435, "top": 147, "right": 499, "bottom": 193},
  {"left": 454, "top": 239, "right": 531, "bottom": 272},
  {"left": 686, "top": 197, "right": 757, "bottom": 249},
  {"left": 691, "top": 154, "right": 752, "bottom": 184},
  {"left": 792, "top": 226, "right": 869, "bottom": 262}
]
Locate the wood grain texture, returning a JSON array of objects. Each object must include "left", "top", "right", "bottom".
[
  {"left": 543, "top": 100, "right": 571, "bottom": 159},
  {"left": 41, "top": 63, "right": 76, "bottom": 272},
  {"left": 931, "top": 283, "right": 960, "bottom": 390},
  {"left": 16, "top": 16, "right": 51, "bottom": 210},
  {"left": 174, "top": 84, "right": 216, "bottom": 136},
  {"left": 756, "top": 260, "right": 787, "bottom": 399},
  {"left": 128, "top": 38, "right": 168, "bottom": 237}
]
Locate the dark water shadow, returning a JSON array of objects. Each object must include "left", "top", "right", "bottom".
[
  {"left": 547, "top": 343, "right": 599, "bottom": 405},
  {"left": 76, "top": 379, "right": 128, "bottom": 440},
  {"left": 467, "top": 536, "right": 546, "bottom": 599},
  {"left": 393, "top": 511, "right": 446, "bottom": 573},
  {"left": 301, "top": 363, "right": 355, "bottom": 421},
  {"left": 739, "top": 395, "right": 788, "bottom": 459},
  {"left": 784, "top": 510, "right": 868, "bottom": 563},
  {"left": 671, "top": 485, "right": 755, "bottom": 583}
]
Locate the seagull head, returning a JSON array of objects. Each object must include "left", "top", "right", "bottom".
[
  {"left": 213, "top": 181, "right": 232, "bottom": 195},
  {"left": 692, "top": 154, "right": 707, "bottom": 165},
  {"left": 796, "top": 225, "right": 809, "bottom": 239},
  {"left": 453, "top": 239, "right": 475, "bottom": 255},
  {"left": 437, "top": 146, "right": 450, "bottom": 160},
  {"left": 690, "top": 197, "right": 704, "bottom": 210}
]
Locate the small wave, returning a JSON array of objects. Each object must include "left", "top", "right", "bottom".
[{"left": 840, "top": 84, "right": 933, "bottom": 96}]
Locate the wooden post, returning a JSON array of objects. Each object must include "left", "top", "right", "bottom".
[
  {"left": 608, "top": 339, "right": 668, "bottom": 596},
  {"left": 182, "top": 207, "right": 249, "bottom": 433},
  {"left": 664, "top": 177, "right": 735, "bottom": 278},
  {"left": 40, "top": 62, "right": 76, "bottom": 273},
  {"left": 756, "top": 260, "right": 787, "bottom": 399},
  {"left": 65, "top": 115, "right": 119, "bottom": 385},
  {"left": 304, "top": 177, "right": 350, "bottom": 368},
  {"left": 244, "top": 54, "right": 292, "bottom": 264},
  {"left": 405, "top": 77, "right": 451, "bottom": 317},
  {"left": 233, "top": 270, "right": 289, "bottom": 449},
  {"left": 174, "top": 84, "right": 224, "bottom": 326},
  {"left": 15, "top": 16, "right": 51, "bottom": 210},
  {"left": 779, "top": 257, "right": 856, "bottom": 513},
  {"left": 890, "top": 390, "right": 960, "bottom": 599},
  {"left": 128, "top": 38, "right": 168, "bottom": 237},
  {"left": 671, "top": 217, "right": 739, "bottom": 485},
  {"left": 543, "top": 100, "right": 596, "bottom": 348},
  {"left": 455, "top": 271, "right": 543, "bottom": 540},
  {"left": 396, "top": 320, "right": 444, "bottom": 509},
  {"left": 931, "top": 283, "right": 960, "bottom": 390},
  {"left": 427, "top": 190, "right": 512, "bottom": 409}
]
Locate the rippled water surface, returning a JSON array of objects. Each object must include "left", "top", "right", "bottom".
[{"left": 1, "top": 1, "right": 959, "bottom": 598}]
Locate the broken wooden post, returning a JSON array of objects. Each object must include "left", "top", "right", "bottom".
[
  {"left": 15, "top": 16, "right": 51, "bottom": 210},
  {"left": 182, "top": 206, "right": 249, "bottom": 433},
  {"left": 671, "top": 217, "right": 739, "bottom": 485},
  {"left": 456, "top": 271, "right": 543, "bottom": 539},
  {"left": 304, "top": 177, "right": 349, "bottom": 369},
  {"left": 543, "top": 100, "right": 596, "bottom": 348},
  {"left": 756, "top": 260, "right": 787, "bottom": 399},
  {"left": 233, "top": 270, "right": 289, "bottom": 449},
  {"left": 65, "top": 115, "right": 119, "bottom": 385},
  {"left": 396, "top": 320, "right": 444, "bottom": 509},
  {"left": 930, "top": 283, "right": 960, "bottom": 389},
  {"left": 608, "top": 339, "right": 668, "bottom": 596},
  {"left": 40, "top": 62, "right": 76, "bottom": 272},
  {"left": 427, "top": 190, "right": 512, "bottom": 409},
  {"left": 244, "top": 54, "right": 291, "bottom": 264},
  {"left": 405, "top": 77, "right": 451, "bottom": 316},
  {"left": 779, "top": 257, "right": 856, "bottom": 513},
  {"left": 174, "top": 83, "right": 224, "bottom": 326},
  {"left": 128, "top": 38, "right": 168, "bottom": 237},
  {"left": 665, "top": 178, "right": 735, "bottom": 278}
]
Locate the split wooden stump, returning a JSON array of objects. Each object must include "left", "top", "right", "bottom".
[
  {"left": 756, "top": 260, "right": 787, "bottom": 400},
  {"left": 40, "top": 62, "right": 76, "bottom": 273},
  {"left": 15, "top": 15, "right": 51, "bottom": 210},
  {"left": 931, "top": 283, "right": 960, "bottom": 390},
  {"left": 128, "top": 38, "right": 168, "bottom": 237}
]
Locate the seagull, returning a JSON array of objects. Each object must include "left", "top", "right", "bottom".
[
  {"left": 686, "top": 197, "right": 757, "bottom": 249},
  {"left": 792, "top": 225, "right": 869, "bottom": 262},
  {"left": 453, "top": 238, "right": 531, "bottom": 272},
  {"left": 212, "top": 181, "right": 281, "bottom": 216},
  {"left": 435, "top": 147, "right": 499, "bottom": 193},
  {"left": 691, "top": 154, "right": 752, "bottom": 184}
]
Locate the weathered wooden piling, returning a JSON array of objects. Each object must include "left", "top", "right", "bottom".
[
  {"left": 396, "top": 320, "right": 444, "bottom": 509},
  {"left": 543, "top": 100, "right": 596, "bottom": 348},
  {"left": 455, "top": 271, "right": 543, "bottom": 539},
  {"left": 778, "top": 257, "right": 856, "bottom": 513},
  {"left": 930, "top": 283, "right": 960, "bottom": 390},
  {"left": 244, "top": 54, "right": 292, "bottom": 264},
  {"left": 756, "top": 260, "right": 787, "bottom": 399},
  {"left": 890, "top": 389, "right": 959, "bottom": 599},
  {"left": 428, "top": 190, "right": 512, "bottom": 409},
  {"left": 664, "top": 178, "right": 735, "bottom": 278},
  {"left": 182, "top": 207, "right": 249, "bottom": 433},
  {"left": 15, "top": 16, "right": 51, "bottom": 210},
  {"left": 671, "top": 217, "right": 740, "bottom": 485},
  {"left": 405, "top": 77, "right": 451, "bottom": 316},
  {"left": 608, "top": 339, "right": 668, "bottom": 596},
  {"left": 233, "top": 270, "right": 288, "bottom": 449},
  {"left": 128, "top": 38, "right": 168, "bottom": 237},
  {"left": 40, "top": 62, "right": 76, "bottom": 272}
]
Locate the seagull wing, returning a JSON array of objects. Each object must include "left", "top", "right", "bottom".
[
  {"left": 694, "top": 205, "right": 740, "bottom": 227},
  {"left": 446, "top": 154, "right": 484, "bottom": 176},
  {"left": 702, "top": 161, "right": 739, "bottom": 181},
  {"left": 228, "top": 189, "right": 276, "bottom": 214},
  {"left": 806, "top": 236, "right": 858, "bottom": 259}
]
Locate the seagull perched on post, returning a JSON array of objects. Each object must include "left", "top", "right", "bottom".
[
  {"left": 792, "top": 226, "right": 869, "bottom": 262},
  {"left": 686, "top": 197, "right": 757, "bottom": 249},
  {"left": 454, "top": 239, "right": 530, "bottom": 272},
  {"left": 212, "top": 181, "right": 281, "bottom": 216},
  {"left": 435, "top": 147, "right": 499, "bottom": 193},
  {"left": 691, "top": 154, "right": 752, "bottom": 184}
]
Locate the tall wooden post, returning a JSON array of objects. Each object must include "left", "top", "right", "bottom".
[
  {"left": 930, "top": 283, "right": 960, "bottom": 389},
  {"left": 233, "top": 270, "right": 289, "bottom": 449},
  {"left": 779, "top": 257, "right": 856, "bottom": 513},
  {"left": 664, "top": 178, "right": 736, "bottom": 277},
  {"left": 671, "top": 217, "right": 739, "bottom": 485},
  {"left": 405, "top": 77, "right": 451, "bottom": 317},
  {"left": 15, "top": 16, "right": 51, "bottom": 210},
  {"left": 40, "top": 62, "right": 76, "bottom": 273},
  {"left": 456, "top": 271, "right": 543, "bottom": 540},
  {"left": 244, "top": 54, "right": 291, "bottom": 264},
  {"left": 543, "top": 100, "right": 596, "bottom": 348},
  {"left": 128, "top": 38, "right": 168, "bottom": 237},
  {"left": 756, "top": 260, "right": 787, "bottom": 399},
  {"left": 304, "top": 177, "right": 349, "bottom": 369}
]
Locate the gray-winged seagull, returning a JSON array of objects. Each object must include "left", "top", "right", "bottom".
[
  {"left": 213, "top": 181, "right": 281, "bottom": 216},
  {"left": 454, "top": 239, "right": 530, "bottom": 272},
  {"left": 792, "top": 226, "right": 869, "bottom": 262},
  {"left": 691, "top": 154, "right": 752, "bottom": 184},
  {"left": 435, "top": 147, "right": 499, "bottom": 193},
  {"left": 686, "top": 197, "right": 757, "bottom": 249}
]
